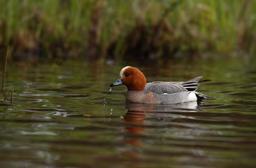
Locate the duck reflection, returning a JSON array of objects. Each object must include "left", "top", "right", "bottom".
[
  {"left": 121, "top": 102, "right": 199, "bottom": 160},
  {"left": 123, "top": 101, "right": 199, "bottom": 147},
  {"left": 123, "top": 109, "right": 146, "bottom": 147}
]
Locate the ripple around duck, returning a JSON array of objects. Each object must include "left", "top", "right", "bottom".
[
  {"left": 0, "top": 102, "right": 12, "bottom": 106},
  {"left": 0, "top": 119, "right": 57, "bottom": 123}
]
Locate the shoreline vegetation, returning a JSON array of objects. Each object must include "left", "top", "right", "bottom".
[{"left": 0, "top": 0, "right": 255, "bottom": 61}]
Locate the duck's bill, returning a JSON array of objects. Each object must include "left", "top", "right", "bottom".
[{"left": 110, "top": 79, "right": 123, "bottom": 87}]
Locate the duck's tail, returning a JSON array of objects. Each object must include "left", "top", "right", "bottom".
[
  {"left": 182, "top": 76, "right": 206, "bottom": 102},
  {"left": 195, "top": 91, "right": 207, "bottom": 102}
]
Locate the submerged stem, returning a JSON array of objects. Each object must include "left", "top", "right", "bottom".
[{"left": 1, "top": 48, "right": 8, "bottom": 92}]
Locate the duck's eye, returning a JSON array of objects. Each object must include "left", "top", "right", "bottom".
[{"left": 124, "top": 73, "right": 130, "bottom": 77}]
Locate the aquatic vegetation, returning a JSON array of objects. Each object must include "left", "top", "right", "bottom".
[
  {"left": 0, "top": 0, "right": 255, "bottom": 61},
  {"left": 0, "top": 48, "right": 12, "bottom": 105}
]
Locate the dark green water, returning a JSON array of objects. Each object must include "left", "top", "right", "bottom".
[{"left": 1, "top": 57, "right": 256, "bottom": 168}]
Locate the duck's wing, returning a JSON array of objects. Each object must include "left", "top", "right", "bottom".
[
  {"left": 145, "top": 82, "right": 187, "bottom": 94},
  {"left": 145, "top": 76, "right": 203, "bottom": 94}
]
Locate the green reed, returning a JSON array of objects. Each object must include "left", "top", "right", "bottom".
[
  {"left": 1, "top": 47, "right": 12, "bottom": 104},
  {"left": 1, "top": 48, "right": 7, "bottom": 92},
  {"left": 0, "top": 0, "right": 255, "bottom": 60}
]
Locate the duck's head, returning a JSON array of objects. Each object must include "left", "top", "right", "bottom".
[{"left": 110, "top": 66, "right": 147, "bottom": 91}]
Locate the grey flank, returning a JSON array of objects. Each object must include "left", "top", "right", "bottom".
[{"left": 145, "top": 76, "right": 202, "bottom": 94}]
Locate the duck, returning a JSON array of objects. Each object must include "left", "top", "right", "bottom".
[{"left": 110, "top": 66, "right": 205, "bottom": 104}]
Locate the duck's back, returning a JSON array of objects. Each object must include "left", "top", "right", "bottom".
[
  {"left": 145, "top": 76, "right": 202, "bottom": 94},
  {"left": 142, "top": 76, "right": 203, "bottom": 104},
  {"left": 145, "top": 82, "right": 186, "bottom": 94}
]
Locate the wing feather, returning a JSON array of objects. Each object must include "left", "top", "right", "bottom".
[
  {"left": 145, "top": 82, "right": 186, "bottom": 94},
  {"left": 145, "top": 76, "right": 202, "bottom": 94},
  {"left": 182, "top": 76, "right": 202, "bottom": 91}
]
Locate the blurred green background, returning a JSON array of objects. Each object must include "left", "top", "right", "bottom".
[{"left": 0, "top": 0, "right": 256, "bottom": 61}]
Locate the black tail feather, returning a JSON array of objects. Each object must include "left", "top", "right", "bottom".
[{"left": 196, "top": 92, "right": 207, "bottom": 102}]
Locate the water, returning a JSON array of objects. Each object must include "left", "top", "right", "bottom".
[{"left": 1, "top": 57, "right": 256, "bottom": 168}]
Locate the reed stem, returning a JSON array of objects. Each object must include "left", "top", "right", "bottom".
[{"left": 1, "top": 47, "right": 8, "bottom": 93}]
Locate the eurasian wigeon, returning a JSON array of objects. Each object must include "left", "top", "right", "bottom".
[{"left": 110, "top": 66, "right": 205, "bottom": 104}]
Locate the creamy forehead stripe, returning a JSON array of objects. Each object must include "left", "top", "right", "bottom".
[{"left": 120, "top": 66, "right": 131, "bottom": 78}]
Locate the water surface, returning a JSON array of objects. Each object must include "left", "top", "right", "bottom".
[{"left": 1, "top": 57, "right": 256, "bottom": 168}]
